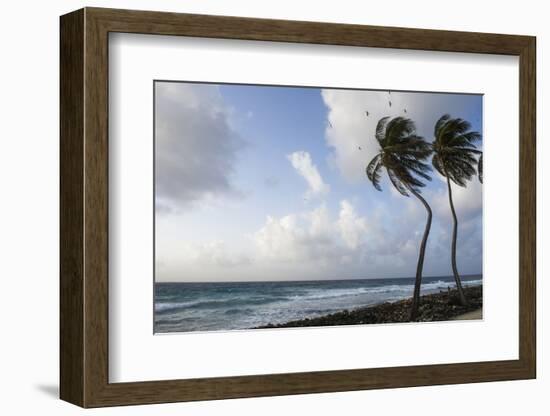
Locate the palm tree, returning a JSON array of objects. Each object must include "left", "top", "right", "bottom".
[
  {"left": 366, "top": 116, "right": 433, "bottom": 320},
  {"left": 432, "top": 114, "right": 482, "bottom": 306}
]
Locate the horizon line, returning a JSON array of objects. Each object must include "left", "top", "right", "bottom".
[{"left": 155, "top": 272, "right": 483, "bottom": 285}]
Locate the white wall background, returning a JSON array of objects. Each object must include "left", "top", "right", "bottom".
[{"left": 0, "top": 0, "right": 545, "bottom": 414}]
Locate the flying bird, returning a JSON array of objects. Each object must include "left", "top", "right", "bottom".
[
  {"left": 358, "top": 146, "right": 362, "bottom": 150},
  {"left": 365, "top": 111, "right": 369, "bottom": 116},
  {"left": 327, "top": 121, "right": 333, "bottom": 128},
  {"left": 404, "top": 109, "right": 407, "bottom": 113}
]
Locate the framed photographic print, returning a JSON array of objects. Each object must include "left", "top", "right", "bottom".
[{"left": 60, "top": 7, "right": 536, "bottom": 408}]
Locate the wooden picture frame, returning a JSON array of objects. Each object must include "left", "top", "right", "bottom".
[{"left": 60, "top": 7, "right": 536, "bottom": 408}]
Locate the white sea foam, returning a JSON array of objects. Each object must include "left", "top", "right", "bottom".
[{"left": 155, "top": 277, "right": 483, "bottom": 331}]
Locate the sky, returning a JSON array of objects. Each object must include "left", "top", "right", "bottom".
[{"left": 154, "top": 81, "right": 483, "bottom": 282}]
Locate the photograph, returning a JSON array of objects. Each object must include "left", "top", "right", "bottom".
[{"left": 153, "top": 81, "right": 484, "bottom": 334}]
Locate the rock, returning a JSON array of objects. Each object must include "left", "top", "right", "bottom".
[{"left": 254, "top": 286, "right": 483, "bottom": 329}]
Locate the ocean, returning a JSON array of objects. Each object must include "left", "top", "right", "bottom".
[{"left": 154, "top": 274, "right": 482, "bottom": 333}]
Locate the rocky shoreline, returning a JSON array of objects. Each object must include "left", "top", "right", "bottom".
[{"left": 255, "top": 285, "right": 482, "bottom": 329}]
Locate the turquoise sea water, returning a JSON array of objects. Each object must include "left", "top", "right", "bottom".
[{"left": 154, "top": 274, "right": 482, "bottom": 333}]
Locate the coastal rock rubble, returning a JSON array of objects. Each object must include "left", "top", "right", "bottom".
[{"left": 256, "top": 285, "right": 482, "bottom": 329}]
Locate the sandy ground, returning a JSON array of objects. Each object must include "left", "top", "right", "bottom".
[{"left": 452, "top": 308, "right": 482, "bottom": 320}]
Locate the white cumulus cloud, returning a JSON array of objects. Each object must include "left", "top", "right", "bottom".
[
  {"left": 253, "top": 200, "right": 367, "bottom": 266},
  {"left": 287, "top": 151, "right": 330, "bottom": 198},
  {"left": 337, "top": 200, "right": 369, "bottom": 250},
  {"left": 431, "top": 174, "right": 483, "bottom": 222}
]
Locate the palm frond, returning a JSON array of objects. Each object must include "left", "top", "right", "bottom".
[
  {"left": 366, "top": 153, "right": 383, "bottom": 191},
  {"left": 449, "top": 131, "right": 482, "bottom": 147},
  {"left": 434, "top": 114, "right": 451, "bottom": 138},
  {"left": 478, "top": 153, "right": 483, "bottom": 183},
  {"left": 396, "top": 156, "right": 432, "bottom": 179},
  {"left": 367, "top": 116, "right": 432, "bottom": 196},
  {"left": 386, "top": 117, "right": 415, "bottom": 145},
  {"left": 432, "top": 154, "right": 446, "bottom": 178},
  {"left": 391, "top": 162, "right": 426, "bottom": 192},
  {"left": 439, "top": 118, "right": 471, "bottom": 143},
  {"left": 387, "top": 168, "right": 409, "bottom": 196},
  {"left": 432, "top": 114, "right": 482, "bottom": 186},
  {"left": 375, "top": 117, "right": 390, "bottom": 146}
]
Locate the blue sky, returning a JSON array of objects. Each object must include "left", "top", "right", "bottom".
[{"left": 155, "top": 81, "right": 483, "bottom": 282}]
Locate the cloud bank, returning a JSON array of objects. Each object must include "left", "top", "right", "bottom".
[
  {"left": 155, "top": 86, "right": 482, "bottom": 282},
  {"left": 155, "top": 82, "right": 245, "bottom": 212}
]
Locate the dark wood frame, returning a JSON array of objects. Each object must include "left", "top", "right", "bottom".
[{"left": 60, "top": 7, "right": 536, "bottom": 408}]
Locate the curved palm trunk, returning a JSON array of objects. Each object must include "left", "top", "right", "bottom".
[
  {"left": 408, "top": 187, "right": 432, "bottom": 321},
  {"left": 445, "top": 176, "right": 469, "bottom": 306}
]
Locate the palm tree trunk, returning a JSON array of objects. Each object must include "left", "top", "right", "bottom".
[
  {"left": 408, "top": 187, "right": 432, "bottom": 321},
  {"left": 445, "top": 175, "right": 468, "bottom": 306}
]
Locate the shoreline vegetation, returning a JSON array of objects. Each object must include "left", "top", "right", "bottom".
[{"left": 255, "top": 285, "right": 482, "bottom": 329}]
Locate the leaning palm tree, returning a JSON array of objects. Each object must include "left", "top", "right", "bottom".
[
  {"left": 366, "top": 116, "right": 433, "bottom": 320},
  {"left": 432, "top": 114, "right": 482, "bottom": 306}
]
